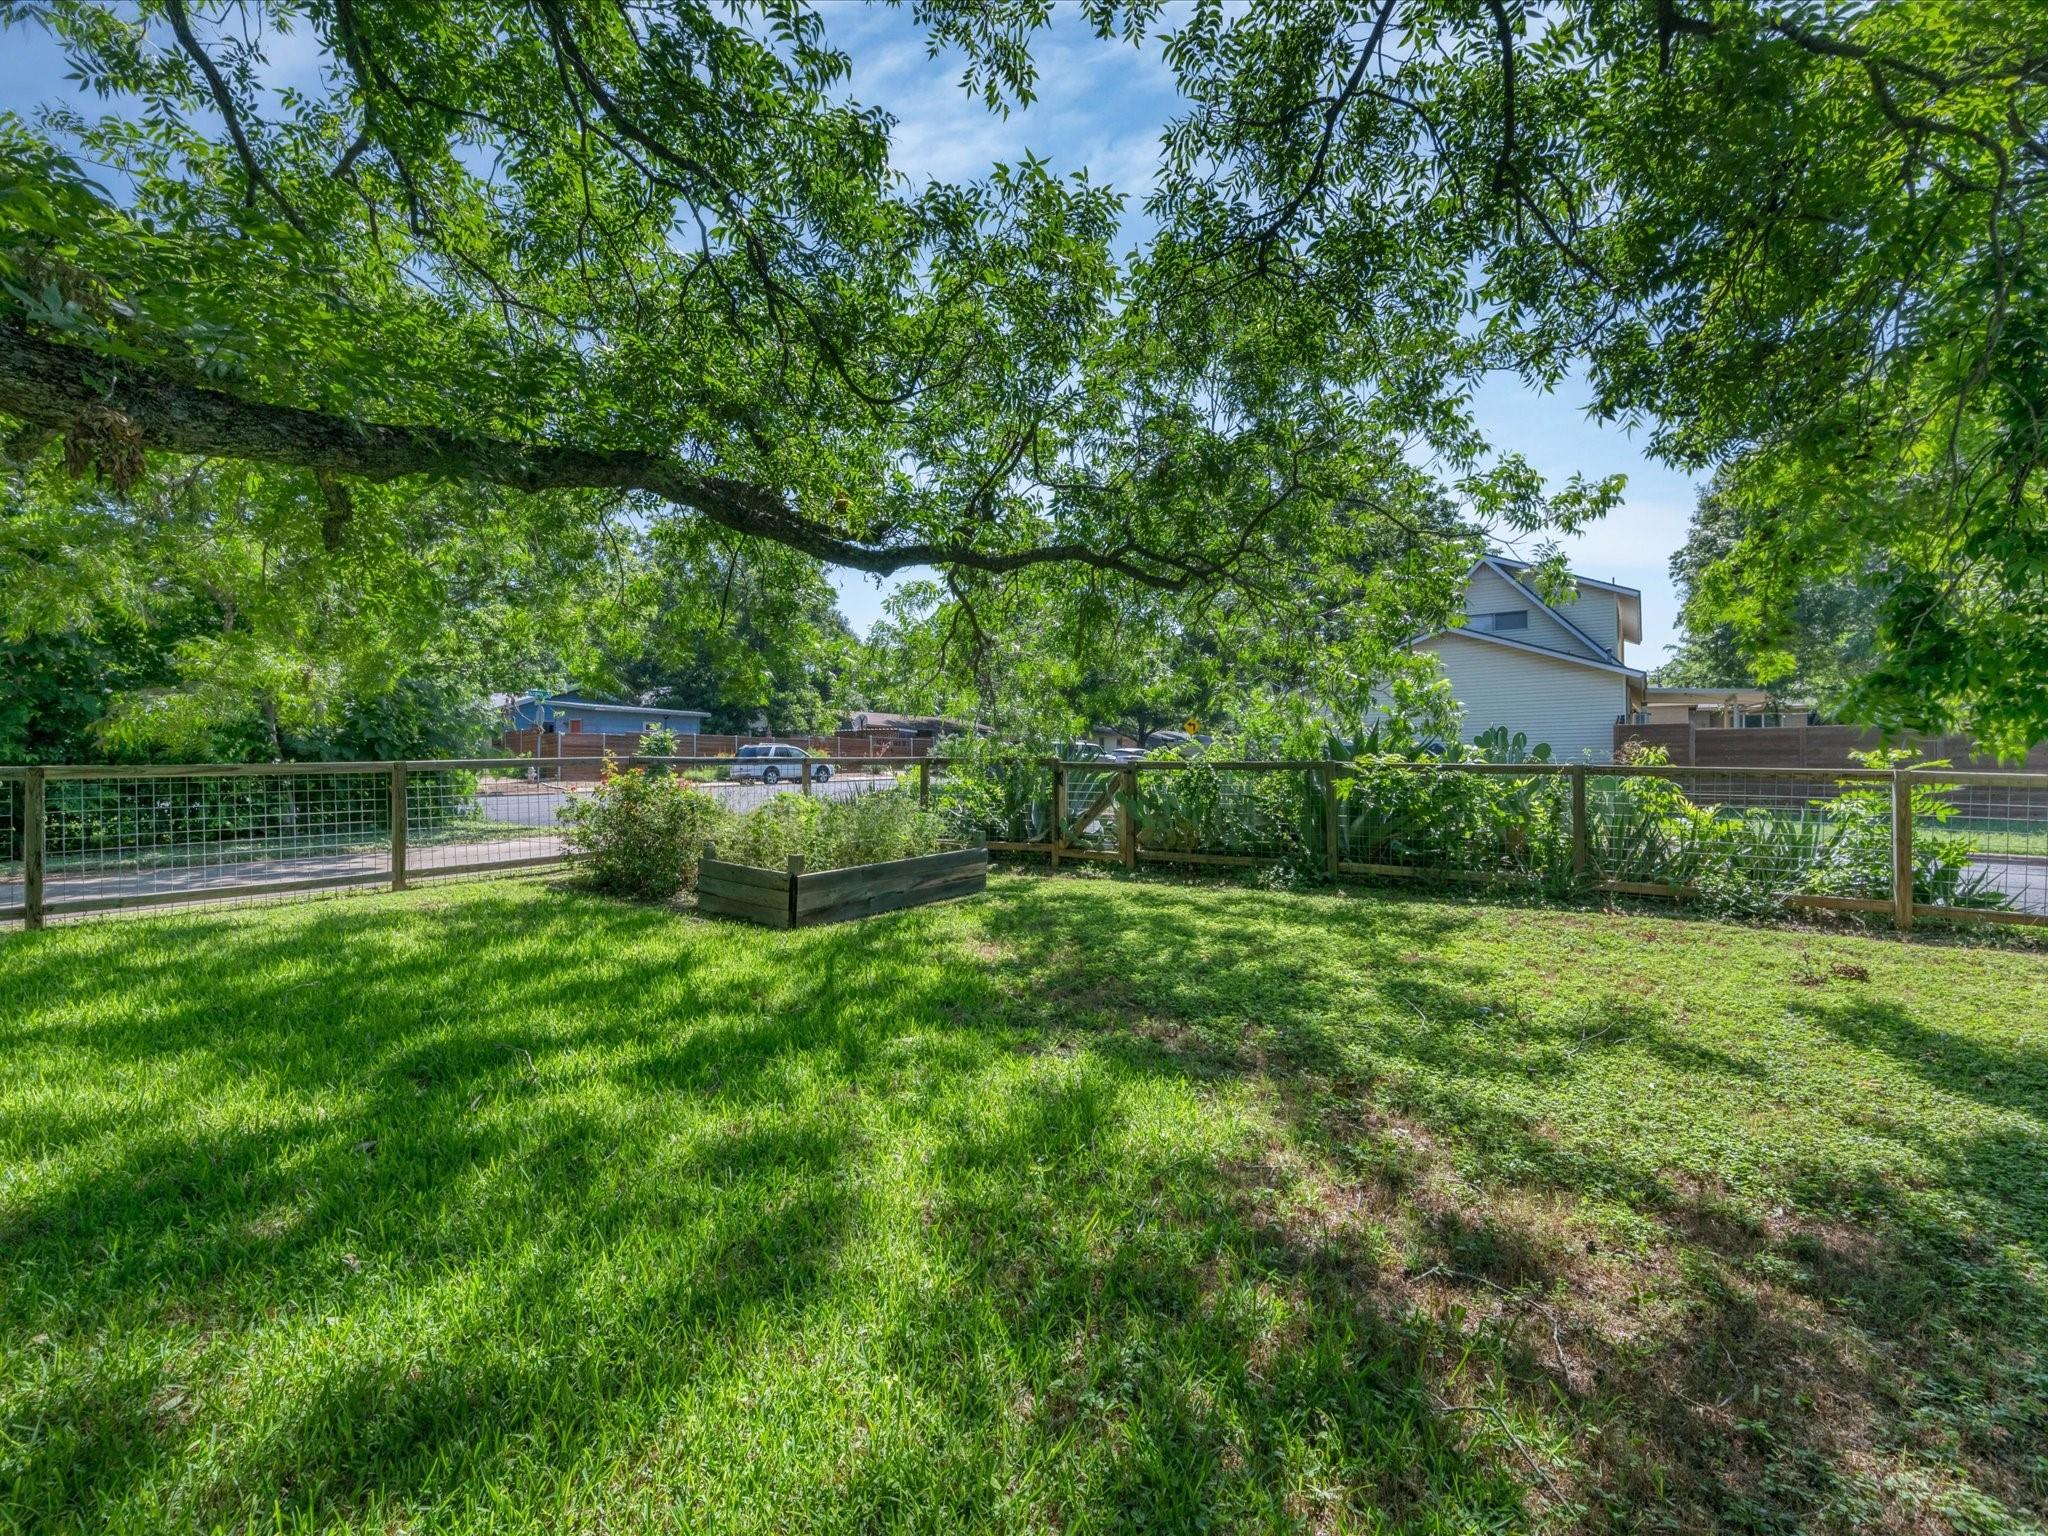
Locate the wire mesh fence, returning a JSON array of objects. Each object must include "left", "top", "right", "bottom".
[
  {"left": 34, "top": 766, "right": 396, "bottom": 918},
  {"left": 1, "top": 771, "right": 21, "bottom": 919},
  {"left": 929, "top": 757, "right": 1055, "bottom": 849},
  {"left": 1132, "top": 764, "right": 1322, "bottom": 864},
  {"left": 1, "top": 755, "right": 922, "bottom": 926},
  {"left": 941, "top": 758, "right": 2048, "bottom": 930},
  {"left": 6, "top": 756, "right": 2045, "bottom": 932},
  {"left": 1910, "top": 773, "right": 2048, "bottom": 923},
  {"left": 1338, "top": 765, "right": 1572, "bottom": 888}
]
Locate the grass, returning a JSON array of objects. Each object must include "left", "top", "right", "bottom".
[
  {"left": 1, "top": 872, "right": 2044, "bottom": 1534},
  {"left": 1937, "top": 816, "right": 2048, "bottom": 858}
]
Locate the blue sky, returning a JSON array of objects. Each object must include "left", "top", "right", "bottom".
[
  {"left": 0, "top": 2, "right": 1702, "bottom": 666},
  {"left": 821, "top": 3, "right": 1703, "bottom": 666}
]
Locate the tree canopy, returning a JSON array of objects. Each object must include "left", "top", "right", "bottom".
[
  {"left": 1657, "top": 471, "right": 1882, "bottom": 704},
  {"left": 1, "top": 0, "right": 2043, "bottom": 746}
]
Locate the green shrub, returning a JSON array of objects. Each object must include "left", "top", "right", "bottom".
[
  {"left": 930, "top": 735, "right": 1053, "bottom": 844},
  {"left": 559, "top": 760, "right": 722, "bottom": 901},
  {"left": 637, "top": 723, "right": 681, "bottom": 773},
  {"left": 1338, "top": 756, "right": 1573, "bottom": 890}
]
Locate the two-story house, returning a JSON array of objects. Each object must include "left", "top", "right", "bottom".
[{"left": 1404, "top": 557, "right": 1647, "bottom": 761}]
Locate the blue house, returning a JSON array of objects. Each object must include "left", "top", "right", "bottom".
[{"left": 503, "top": 691, "right": 709, "bottom": 737}]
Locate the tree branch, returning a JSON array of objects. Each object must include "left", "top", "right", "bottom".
[
  {"left": 162, "top": 0, "right": 310, "bottom": 236},
  {"left": 0, "top": 320, "right": 1216, "bottom": 590}
]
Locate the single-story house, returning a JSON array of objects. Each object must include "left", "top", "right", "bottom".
[
  {"left": 1399, "top": 556, "right": 1647, "bottom": 762},
  {"left": 1631, "top": 686, "right": 1821, "bottom": 729},
  {"left": 502, "top": 691, "right": 710, "bottom": 737}
]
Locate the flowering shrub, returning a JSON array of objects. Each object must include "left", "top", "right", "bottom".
[{"left": 559, "top": 758, "right": 722, "bottom": 901}]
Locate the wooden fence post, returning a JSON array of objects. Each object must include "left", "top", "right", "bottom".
[
  {"left": 389, "top": 762, "right": 409, "bottom": 892},
  {"left": 1050, "top": 761, "right": 1066, "bottom": 869},
  {"left": 800, "top": 759, "right": 812, "bottom": 796},
  {"left": 23, "top": 767, "right": 45, "bottom": 932},
  {"left": 918, "top": 759, "right": 931, "bottom": 809},
  {"left": 1120, "top": 766, "right": 1138, "bottom": 870},
  {"left": 1570, "top": 765, "right": 1588, "bottom": 881},
  {"left": 1892, "top": 770, "right": 1915, "bottom": 933},
  {"left": 1320, "top": 763, "right": 1339, "bottom": 877}
]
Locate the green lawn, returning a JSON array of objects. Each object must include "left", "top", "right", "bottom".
[{"left": 2, "top": 875, "right": 2044, "bottom": 1534}]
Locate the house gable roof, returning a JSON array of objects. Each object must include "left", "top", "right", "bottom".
[
  {"left": 1407, "top": 557, "right": 1639, "bottom": 670},
  {"left": 1478, "top": 558, "right": 1620, "bottom": 663},
  {"left": 1418, "top": 626, "right": 1645, "bottom": 679},
  {"left": 1491, "top": 555, "right": 1644, "bottom": 645}
]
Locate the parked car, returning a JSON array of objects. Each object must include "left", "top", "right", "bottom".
[{"left": 729, "top": 744, "right": 833, "bottom": 785}]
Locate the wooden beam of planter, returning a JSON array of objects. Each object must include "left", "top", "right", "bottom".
[
  {"left": 695, "top": 844, "right": 988, "bottom": 928},
  {"left": 796, "top": 847, "right": 986, "bottom": 925}
]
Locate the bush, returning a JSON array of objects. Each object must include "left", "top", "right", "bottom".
[
  {"left": 637, "top": 723, "right": 681, "bottom": 773},
  {"left": 929, "top": 734, "right": 1053, "bottom": 845},
  {"left": 559, "top": 760, "right": 722, "bottom": 901},
  {"left": 718, "top": 788, "right": 944, "bottom": 873}
]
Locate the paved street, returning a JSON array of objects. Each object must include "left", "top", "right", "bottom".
[
  {"left": 1966, "top": 854, "right": 2048, "bottom": 915},
  {"left": 2, "top": 773, "right": 902, "bottom": 915}
]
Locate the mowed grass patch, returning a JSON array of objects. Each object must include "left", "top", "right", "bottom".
[{"left": 0, "top": 873, "right": 2042, "bottom": 1533}]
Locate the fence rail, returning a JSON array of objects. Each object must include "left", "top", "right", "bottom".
[
  {"left": 5, "top": 756, "right": 2047, "bottom": 932},
  {"left": 926, "top": 758, "right": 2048, "bottom": 932},
  {"left": 0, "top": 755, "right": 915, "bottom": 928}
]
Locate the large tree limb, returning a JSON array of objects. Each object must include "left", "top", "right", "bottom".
[{"left": 0, "top": 320, "right": 1207, "bottom": 588}]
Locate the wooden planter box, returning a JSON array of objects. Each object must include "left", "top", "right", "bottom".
[{"left": 695, "top": 844, "right": 988, "bottom": 928}]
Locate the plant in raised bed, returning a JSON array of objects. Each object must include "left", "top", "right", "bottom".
[{"left": 715, "top": 788, "right": 945, "bottom": 873}]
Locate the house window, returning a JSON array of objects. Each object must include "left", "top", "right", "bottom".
[{"left": 1469, "top": 610, "right": 1529, "bottom": 633}]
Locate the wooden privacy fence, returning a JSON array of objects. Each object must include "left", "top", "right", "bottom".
[
  {"left": 4, "top": 755, "right": 2046, "bottom": 933},
  {"left": 1615, "top": 721, "right": 2048, "bottom": 775},
  {"left": 494, "top": 729, "right": 934, "bottom": 774}
]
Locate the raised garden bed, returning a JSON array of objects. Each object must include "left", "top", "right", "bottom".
[{"left": 695, "top": 844, "right": 988, "bottom": 928}]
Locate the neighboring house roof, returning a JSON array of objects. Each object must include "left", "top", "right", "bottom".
[
  {"left": 508, "top": 691, "right": 709, "bottom": 719},
  {"left": 1490, "top": 556, "right": 1644, "bottom": 645},
  {"left": 1419, "top": 626, "right": 1645, "bottom": 679},
  {"left": 1407, "top": 558, "right": 1646, "bottom": 678},
  {"left": 840, "top": 711, "right": 979, "bottom": 734}
]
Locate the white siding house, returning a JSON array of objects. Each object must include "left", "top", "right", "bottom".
[{"left": 1402, "top": 558, "right": 1647, "bottom": 762}]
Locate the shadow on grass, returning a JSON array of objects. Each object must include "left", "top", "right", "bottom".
[
  {"left": 2, "top": 874, "right": 2044, "bottom": 1531},
  {"left": 972, "top": 872, "right": 2048, "bottom": 1530}
]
